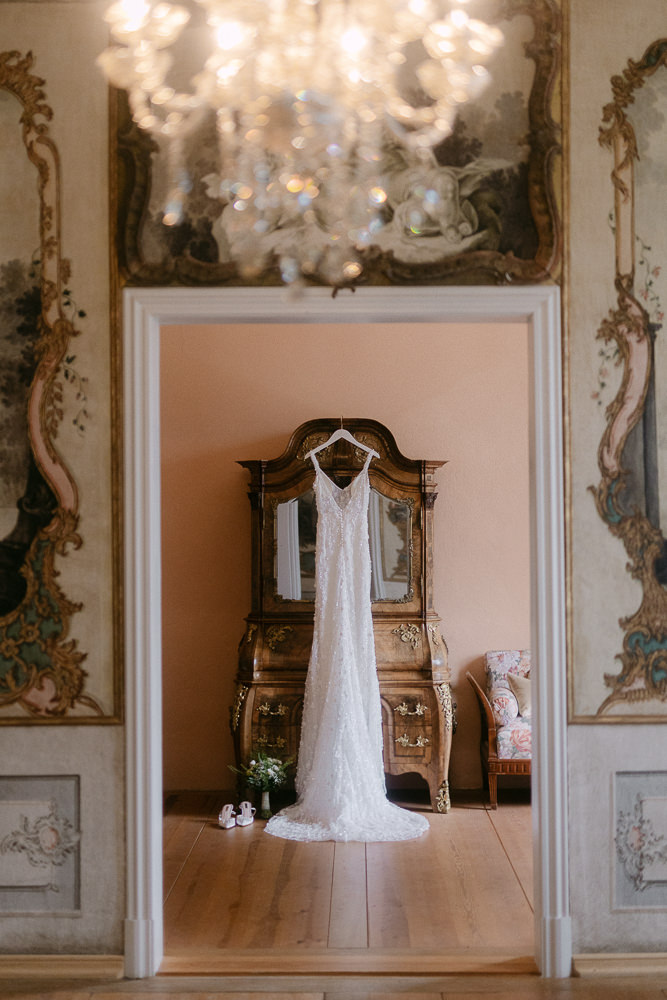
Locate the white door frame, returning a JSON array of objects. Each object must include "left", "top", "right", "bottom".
[{"left": 123, "top": 284, "right": 571, "bottom": 979}]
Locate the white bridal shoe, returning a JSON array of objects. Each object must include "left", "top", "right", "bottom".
[
  {"left": 235, "top": 801, "right": 256, "bottom": 826},
  {"left": 218, "top": 803, "right": 236, "bottom": 829}
]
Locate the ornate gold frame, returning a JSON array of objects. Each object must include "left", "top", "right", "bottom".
[
  {"left": 0, "top": 51, "right": 118, "bottom": 721},
  {"left": 592, "top": 39, "right": 667, "bottom": 716}
]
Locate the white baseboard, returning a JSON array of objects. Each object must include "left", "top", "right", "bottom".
[
  {"left": 0, "top": 955, "right": 124, "bottom": 979},
  {"left": 573, "top": 952, "right": 667, "bottom": 977}
]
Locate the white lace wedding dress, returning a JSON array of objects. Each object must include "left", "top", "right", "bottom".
[{"left": 265, "top": 451, "right": 429, "bottom": 843}]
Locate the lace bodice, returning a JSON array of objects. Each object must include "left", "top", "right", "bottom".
[{"left": 265, "top": 453, "right": 429, "bottom": 842}]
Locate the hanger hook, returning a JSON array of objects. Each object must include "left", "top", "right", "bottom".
[{"left": 340, "top": 416, "right": 344, "bottom": 429}]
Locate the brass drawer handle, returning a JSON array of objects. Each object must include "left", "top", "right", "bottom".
[
  {"left": 255, "top": 734, "right": 287, "bottom": 750},
  {"left": 394, "top": 701, "right": 427, "bottom": 717},
  {"left": 395, "top": 733, "right": 430, "bottom": 748},
  {"left": 257, "top": 702, "right": 289, "bottom": 717}
]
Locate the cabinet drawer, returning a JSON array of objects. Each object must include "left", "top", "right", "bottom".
[
  {"left": 250, "top": 689, "right": 303, "bottom": 760},
  {"left": 253, "top": 689, "right": 303, "bottom": 720},
  {"left": 250, "top": 727, "right": 294, "bottom": 756},
  {"left": 381, "top": 692, "right": 434, "bottom": 762}
]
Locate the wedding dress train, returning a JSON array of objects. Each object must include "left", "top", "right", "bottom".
[{"left": 265, "top": 450, "right": 429, "bottom": 843}]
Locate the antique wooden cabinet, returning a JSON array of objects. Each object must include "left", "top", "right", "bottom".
[{"left": 230, "top": 418, "right": 455, "bottom": 812}]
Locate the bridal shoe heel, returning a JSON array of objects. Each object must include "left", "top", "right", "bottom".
[
  {"left": 235, "top": 800, "right": 256, "bottom": 826},
  {"left": 218, "top": 803, "right": 236, "bottom": 829}
]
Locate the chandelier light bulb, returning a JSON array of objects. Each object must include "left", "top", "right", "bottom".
[
  {"left": 215, "top": 20, "right": 247, "bottom": 50},
  {"left": 98, "top": 0, "right": 504, "bottom": 286},
  {"left": 341, "top": 26, "right": 368, "bottom": 57},
  {"left": 105, "top": 0, "right": 151, "bottom": 35}
]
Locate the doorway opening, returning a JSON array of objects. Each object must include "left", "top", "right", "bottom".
[{"left": 123, "top": 285, "right": 570, "bottom": 979}]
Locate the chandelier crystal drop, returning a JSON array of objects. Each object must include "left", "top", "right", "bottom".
[{"left": 98, "top": 0, "right": 503, "bottom": 286}]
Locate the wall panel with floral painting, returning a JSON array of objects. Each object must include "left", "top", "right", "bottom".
[
  {"left": 588, "top": 40, "right": 667, "bottom": 718},
  {"left": 615, "top": 770, "right": 667, "bottom": 908},
  {"left": 0, "top": 50, "right": 119, "bottom": 722},
  {"left": 0, "top": 774, "right": 80, "bottom": 912},
  {"left": 114, "top": 0, "right": 562, "bottom": 288}
]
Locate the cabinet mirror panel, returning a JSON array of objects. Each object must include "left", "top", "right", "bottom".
[{"left": 275, "top": 487, "right": 411, "bottom": 602}]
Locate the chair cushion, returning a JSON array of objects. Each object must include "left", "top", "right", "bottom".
[
  {"left": 485, "top": 648, "right": 531, "bottom": 726},
  {"left": 490, "top": 687, "right": 519, "bottom": 727},
  {"left": 484, "top": 649, "right": 532, "bottom": 758},
  {"left": 496, "top": 716, "right": 532, "bottom": 759},
  {"left": 507, "top": 672, "right": 531, "bottom": 718}
]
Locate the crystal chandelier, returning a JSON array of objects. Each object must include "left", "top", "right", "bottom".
[{"left": 98, "top": 0, "right": 503, "bottom": 285}]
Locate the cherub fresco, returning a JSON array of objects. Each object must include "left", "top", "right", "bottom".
[
  {"left": 202, "top": 147, "right": 509, "bottom": 274},
  {"left": 371, "top": 150, "right": 509, "bottom": 262}
]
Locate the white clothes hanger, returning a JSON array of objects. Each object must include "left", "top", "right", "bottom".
[{"left": 304, "top": 421, "right": 380, "bottom": 461}]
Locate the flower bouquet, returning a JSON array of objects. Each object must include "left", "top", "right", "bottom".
[{"left": 229, "top": 751, "right": 293, "bottom": 818}]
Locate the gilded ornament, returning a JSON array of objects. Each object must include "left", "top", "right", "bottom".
[
  {"left": 230, "top": 684, "right": 249, "bottom": 731},
  {"left": 299, "top": 432, "right": 384, "bottom": 464},
  {"left": 436, "top": 683, "right": 456, "bottom": 732},
  {"left": 299, "top": 433, "right": 329, "bottom": 460},
  {"left": 436, "top": 779, "right": 451, "bottom": 814},
  {"left": 265, "top": 625, "right": 294, "bottom": 652},
  {"left": 392, "top": 623, "right": 421, "bottom": 648}
]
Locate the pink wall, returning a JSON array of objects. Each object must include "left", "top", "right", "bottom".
[{"left": 160, "top": 321, "right": 530, "bottom": 791}]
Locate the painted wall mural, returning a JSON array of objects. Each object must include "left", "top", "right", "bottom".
[
  {"left": 615, "top": 771, "right": 667, "bottom": 908},
  {"left": 114, "top": 0, "right": 562, "bottom": 288},
  {"left": 0, "top": 774, "right": 80, "bottom": 912},
  {"left": 0, "top": 51, "right": 117, "bottom": 721},
  {"left": 592, "top": 39, "right": 667, "bottom": 717}
]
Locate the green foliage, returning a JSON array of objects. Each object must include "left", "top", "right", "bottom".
[{"left": 229, "top": 750, "right": 293, "bottom": 792}]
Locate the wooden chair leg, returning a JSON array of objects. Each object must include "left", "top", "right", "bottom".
[{"left": 488, "top": 772, "right": 498, "bottom": 809}]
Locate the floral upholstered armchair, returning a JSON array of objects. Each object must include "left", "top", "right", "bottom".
[{"left": 466, "top": 649, "right": 531, "bottom": 808}]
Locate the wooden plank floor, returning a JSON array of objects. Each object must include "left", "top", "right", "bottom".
[
  {"left": 3, "top": 975, "right": 667, "bottom": 1000},
  {"left": 3, "top": 972, "right": 667, "bottom": 999},
  {"left": 5, "top": 795, "right": 667, "bottom": 997},
  {"left": 162, "top": 789, "right": 535, "bottom": 975}
]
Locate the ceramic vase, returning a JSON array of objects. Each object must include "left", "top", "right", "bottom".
[{"left": 260, "top": 789, "right": 271, "bottom": 819}]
